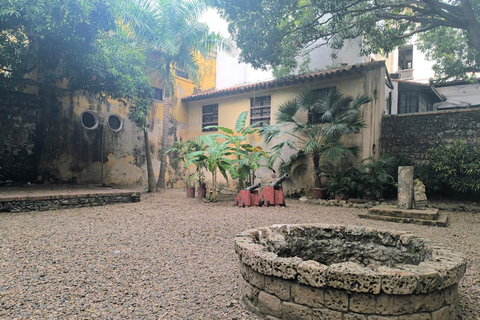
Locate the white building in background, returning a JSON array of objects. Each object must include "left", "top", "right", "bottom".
[
  {"left": 381, "top": 42, "right": 480, "bottom": 115},
  {"left": 381, "top": 43, "right": 435, "bottom": 83},
  {"left": 215, "top": 51, "right": 273, "bottom": 89},
  {"left": 203, "top": 9, "right": 479, "bottom": 115},
  {"left": 293, "top": 38, "right": 372, "bottom": 73},
  {"left": 200, "top": 9, "right": 273, "bottom": 89}
]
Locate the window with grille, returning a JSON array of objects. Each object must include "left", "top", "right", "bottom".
[
  {"left": 202, "top": 104, "right": 218, "bottom": 132},
  {"left": 152, "top": 87, "right": 163, "bottom": 101},
  {"left": 398, "top": 91, "right": 419, "bottom": 114},
  {"left": 309, "top": 87, "right": 335, "bottom": 123},
  {"left": 250, "top": 96, "right": 271, "bottom": 126}
]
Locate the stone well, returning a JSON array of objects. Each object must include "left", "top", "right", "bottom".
[{"left": 235, "top": 224, "right": 466, "bottom": 320}]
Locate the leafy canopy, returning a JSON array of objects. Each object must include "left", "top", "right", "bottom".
[
  {"left": 210, "top": 0, "right": 480, "bottom": 81},
  {"left": 0, "top": 0, "right": 152, "bottom": 100}
]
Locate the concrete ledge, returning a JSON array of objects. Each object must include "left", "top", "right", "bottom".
[
  {"left": 359, "top": 211, "right": 449, "bottom": 227},
  {"left": 368, "top": 205, "right": 439, "bottom": 220}
]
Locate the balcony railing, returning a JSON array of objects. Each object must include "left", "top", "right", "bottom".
[{"left": 398, "top": 69, "right": 414, "bottom": 80}]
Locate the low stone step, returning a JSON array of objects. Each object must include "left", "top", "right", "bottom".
[
  {"left": 358, "top": 211, "right": 449, "bottom": 227},
  {"left": 368, "top": 205, "right": 439, "bottom": 220}
]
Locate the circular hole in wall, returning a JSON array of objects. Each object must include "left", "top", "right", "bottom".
[
  {"left": 108, "top": 114, "right": 123, "bottom": 132},
  {"left": 81, "top": 111, "right": 99, "bottom": 130}
]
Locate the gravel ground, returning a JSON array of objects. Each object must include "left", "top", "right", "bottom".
[{"left": 0, "top": 189, "right": 478, "bottom": 320}]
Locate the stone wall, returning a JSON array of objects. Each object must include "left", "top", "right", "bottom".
[
  {"left": 239, "top": 264, "right": 459, "bottom": 320},
  {"left": 0, "top": 91, "right": 39, "bottom": 184},
  {"left": 0, "top": 192, "right": 141, "bottom": 213},
  {"left": 381, "top": 108, "right": 480, "bottom": 165}
]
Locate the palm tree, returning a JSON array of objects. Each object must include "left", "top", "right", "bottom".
[
  {"left": 119, "top": 0, "right": 230, "bottom": 190},
  {"left": 261, "top": 88, "right": 371, "bottom": 188},
  {"left": 128, "top": 97, "right": 157, "bottom": 192},
  {"left": 134, "top": 0, "right": 230, "bottom": 190}
]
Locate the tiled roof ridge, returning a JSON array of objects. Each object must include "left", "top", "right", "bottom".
[{"left": 182, "top": 60, "right": 386, "bottom": 102}]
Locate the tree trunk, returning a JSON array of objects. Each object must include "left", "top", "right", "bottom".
[
  {"left": 212, "top": 169, "right": 217, "bottom": 200},
  {"left": 313, "top": 155, "right": 322, "bottom": 188},
  {"left": 238, "top": 176, "right": 244, "bottom": 192},
  {"left": 144, "top": 129, "right": 156, "bottom": 192},
  {"left": 157, "top": 66, "right": 171, "bottom": 190},
  {"left": 157, "top": 96, "right": 170, "bottom": 189},
  {"left": 461, "top": 0, "right": 480, "bottom": 58}
]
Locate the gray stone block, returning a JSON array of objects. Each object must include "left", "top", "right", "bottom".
[
  {"left": 291, "top": 283, "right": 325, "bottom": 308},
  {"left": 258, "top": 291, "right": 282, "bottom": 318},
  {"left": 282, "top": 302, "right": 312, "bottom": 320}
]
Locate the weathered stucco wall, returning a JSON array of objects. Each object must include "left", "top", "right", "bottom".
[
  {"left": 381, "top": 108, "right": 480, "bottom": 164},
  {"left": 33, "top": 92, "right": 148, "bottom": 185},
  {"left": 0, "top": 53, "right": 216, "bottom": 187},
  {"left": 0, "top": 91, "right": 39, "bottom": 184}
]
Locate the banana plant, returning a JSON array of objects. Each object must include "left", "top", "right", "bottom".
[
  {"left": 204, "top": 111, "right": 269, "bottom": 190},
  {"left": 185, "top": 135, "right": 237, "bottom": 200}
]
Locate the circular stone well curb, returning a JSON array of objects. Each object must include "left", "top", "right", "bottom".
[{"left": 235, "top": 224, "right": 467, "bottom": 320}]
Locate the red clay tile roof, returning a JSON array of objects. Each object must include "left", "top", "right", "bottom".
[{"left": 182, "top": 61, "right": 386, "bottom": 102}]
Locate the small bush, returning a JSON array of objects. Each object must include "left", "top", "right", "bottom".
[
  {"left": 414, "top": 164, "right": 444, "bottom": 196},
  {"left": 427, "top": 141, "right": 480, "bottom": 194}
]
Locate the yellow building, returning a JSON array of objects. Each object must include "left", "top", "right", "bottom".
[
  {"left": 182, "top": 61, "right": 388, "bottom": 190},
  {"left": 2, "top": 55, "right": 388, "bottom": 191}
]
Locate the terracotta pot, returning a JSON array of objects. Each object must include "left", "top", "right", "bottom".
[
  {"left": 310, "top": 187, "right": 327, "bottom": 199},
  {"left": 197, "top": 187, "right": 207, "bottom": 199},
  {"left": 186, "top": 187, "right": 196, "bottom": 198}
]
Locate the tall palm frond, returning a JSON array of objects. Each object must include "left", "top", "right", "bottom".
[{"left": 261, "top": 87, "right": 371, "bottom": 188}]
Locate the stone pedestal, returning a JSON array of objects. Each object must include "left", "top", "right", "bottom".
[
  {"left": 398, "top": 166, "right": 414, "bottom": 209},
  {"left": 414, "top": 179, "right": 428, "bottom": 209}
]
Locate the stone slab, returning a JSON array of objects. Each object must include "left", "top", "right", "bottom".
[
  {"left": 368, "top": 205, "right": 439, "bottom": 220},
  {"left": 358, "top": 211, "right": 448, "bottom": 227}
]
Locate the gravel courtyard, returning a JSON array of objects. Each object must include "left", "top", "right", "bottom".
[{"left": 1, "top": 189, "right": 479, "bottom": 320}]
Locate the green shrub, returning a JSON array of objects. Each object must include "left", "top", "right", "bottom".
[
  {"left": 427, "top": 141, "right": 480, "bottom": 194},
  {"left": 414, "top": 164, "right": 444, "bottom": 196},
  {"left": 358, "top": 155, "right": 396, "bottom": 200},
  {"left": 323, "top": 154, "right": 395, "bottom": 200}
]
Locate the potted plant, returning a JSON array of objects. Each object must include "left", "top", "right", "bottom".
[
  {"left": 183, "top": 173, "right": 196, "bottom": 198},
  {"left": 196, "top": 170, "right": 207, "bottom": 198},
  {"left": 326, "top": 177, "right": 347, "bottom": 201},
  {"left": 185, "top": 135, "right": 238, "bottom": 201},
  {"left": 167, "top": 139, "right": 207, "bottom": 198},
  {"left": 261, "top": 88, "right": 371, "bottom": 199}
]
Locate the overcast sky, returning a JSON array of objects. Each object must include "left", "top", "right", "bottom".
[
  {"left": 199, "top": 9, "right": 273, "bottom": 87},
  {"left": 199, "top": 8, "right": 230, "bottom": 38}
]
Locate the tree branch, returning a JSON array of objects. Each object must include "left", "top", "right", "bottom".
[
  {"left": 377, "top": 11, "right": 462, "bottom": 29},
  {"left": 395, "top": 23, "right": 442, "bottom": 39}
]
